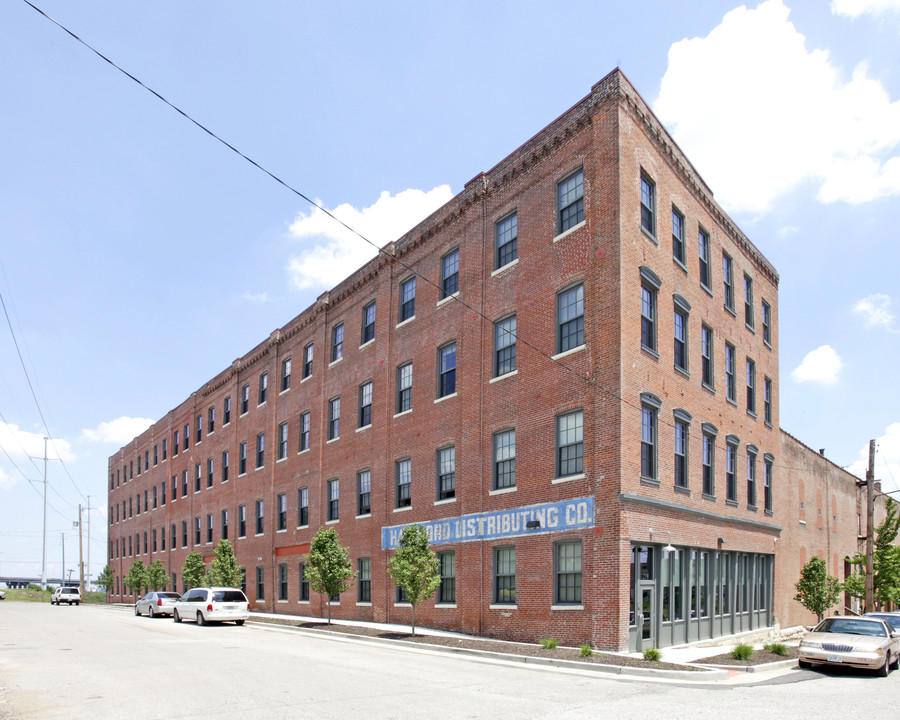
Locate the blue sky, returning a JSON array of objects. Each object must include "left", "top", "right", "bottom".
[{"left": 2, "top": 0, "right": 899, "bottom": 584}]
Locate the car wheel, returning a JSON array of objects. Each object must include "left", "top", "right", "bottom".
[
  {"left": 235, "top": 620, "right": 245, "bottom": 626},
  {"left": 798, "top": 659, "right": 811, "bottom": 669},
  {"left": 135, "top": 605, "right": 140, "bottom": 616},
  {"left": 75, "top": 601, "right": 79, "bottom": 606},
  {"left": 197, "top": 611, "right": 207, "bottom": 626},
  {"left": 173, "top": 610, "right": 182, "bottom": 623},
  {"left": 879, "top": 653, "right": 891, "bottom": 677},
  {"left": 148, "top": 606, "right": 155, "bottom": 618}
]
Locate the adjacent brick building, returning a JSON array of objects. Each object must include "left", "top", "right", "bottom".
[{"left": 106, "top": 69, "right": 879, "bottom": 651}]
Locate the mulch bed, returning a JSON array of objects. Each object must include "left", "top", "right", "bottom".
[{"left": 695, "top": 646, "right": 800, "bottom": 666}]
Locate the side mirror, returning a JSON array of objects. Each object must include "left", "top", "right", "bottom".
[{"left": 891, "top": 632, "right": 900, "bottom": 639}]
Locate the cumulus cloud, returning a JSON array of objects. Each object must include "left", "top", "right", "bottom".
[
  {"left": 0, "top": 466, "right": 14, "bottom": 490},
  {"left": 654, "top": 0, "right": 900, "bottom": 214},
  {"left": 853, "top": 293, "right": 895, "bottom": 329},
  {"left": 832, "top": 0, "right": 900, "bottom": 17},
  {"left": 286, "top": 186, "right": 453, "bottom": 291},
  {"left": 81, "top": 417, "right": 154, "bottom": 445},
  {"left": 846, "top": 422, "right": 900, "bottom": 494},
  {"left": 0, "top": 422, "right": 74, "bottom": 464},
  {"left": 790, "top": 345, "right": 844, "bottom": 385}
]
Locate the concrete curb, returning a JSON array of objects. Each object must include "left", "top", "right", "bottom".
[{"left": 694, "top": 658, "right": 798, "bottom": 673}]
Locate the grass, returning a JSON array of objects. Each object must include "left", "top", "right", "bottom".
[
  {"left": 730, "top": 643, "right": 754, "bottom": 661},
  {"left": 763, "top": 642, "right": 788, "bottom": 656},
  {"left": 539, "top": 637, "right": 559, "bottom": 649},
  {"left": 642, "top": 647, "right": 662, "bottom": 662},
  {"left": 2, "top": 587, "right": 108, "bottom": 604}
]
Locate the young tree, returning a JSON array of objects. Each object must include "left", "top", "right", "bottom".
[
  {"left": 794, "top": 556, "right": 842, "bottom": 623},
  {"left": 305, "top": 526, "right": 356, "bottom": 624},
  {"left": 96, "top": 565, "right": 115, "bottom": 600},
  {"left": 388, "top": 524, "right": 441, "bottom": 635},
  {"left": 123, "top": 560, "right": 147, "bottom": 598},
  {"left": 145, "top": 560, "right": 168, "bottom": 591},
  {"left": 208, "top": 540, "right": 244, "bottom": 588},
  {"left": 181, "top": 551, "right": 207, "bottom": 590}
]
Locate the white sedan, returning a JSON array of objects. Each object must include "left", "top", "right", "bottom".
[
  {"left": 134, "top": 591, "right": 182, "bottom": 618},
  {"left": 799, "top": 616, "right": 900, "bottom": 676}
]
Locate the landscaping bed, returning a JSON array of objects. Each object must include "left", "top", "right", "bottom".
[{"left": 695, "top": 646, "right": 800, "bottom": 666}]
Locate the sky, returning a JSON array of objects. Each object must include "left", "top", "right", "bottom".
[{"left": 2, "top": 0, "right": 899, "bottom": 585}]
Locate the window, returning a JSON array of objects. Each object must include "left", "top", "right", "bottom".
[
  {"left": 171, "top": 523, "right": 176, "bottom": 549},
  {"left": 556, "top": 409, "right": 584, "bottom": 478},
  {"left": 299, "top": 411, "right": 310, "bottom": 451},
  {"left": 194, "top": 517, "right": 201, "bottom": 546},
  {"left": 255, "top": 499, "right": 264, "bottom": 535},
  {"left": 239, "top": 441, "right": 247, "bottom": 475},
  {"left": 699, "top": 228, "right": 711, "bottom": 290},
  {"left": 152, "top": 485, "right": 157, "bottom": 509},
  {"left": 182, "top": 521, "right": 187, "bottom": 548},
  {"left": 496, "top": 212, "right": 517, "bottom": 269},
  {"left": 221, "top": 509, "right": 229, "bottom": 540},
  {"left": 641, "top": 394, "right": 661, "bottom": 481},
  {"left": 396, "top": 459, "right": 411, "bottom": 508},
  {"left": 762, "top": 300, "right": 771, "bottom": 345},
  {"left": 331, "top": 323, "right": 344, "bottom": 362},
  {"left": 161, "top": 480, "right": 166, "bottom": 506},
  {"left": 277, "top": 493, "right": 287, "bottom": 531},
  {"left": 357, "top": 470, "right": 371, "bottom": 515},
  {"left": 195, "top": 464, "right": 202, "bottom": 493},
  {"left": 557, "top": 283, "right": 584, "bottom": 353},
  {"left": 327, "top": 479, "right": 339, "bottom": 521},
  {"left": 221, "top": 450, "right": 229, "bottom": 482},
  {"left": 358, "top": 381, "right": 373, "bottom": 428},
  {"left": 154, "top": 445, "right": 158, "bottom": 466},
  {"left": 747, "top": 446, "right": 758, "bottom": 508},
  {"left": 494, "top": 546, "right": 515, "bottom": 604},
  {"left": 441, "top": 248, "right": 459, "bottom": 299},
  {"left": 299, "top": 563, "right": 309, "bottom": 601},
  {"left": 362, "top": 302, "right": 376, "bottom": 345},
  {"left": 152, "top": 529, "right": 157, "bottom": 553},
  {"left": 557, "top": 169, "right": 584, "bottom": 232},
  {"left": 672, "top": 206, "right": 685, "bottom": 265},
  {"left": 555, "top": 541, "right": 582, "bottom": 604},
  {"left": 256, "top": 433, "right": 265, "bottom": 469},
  {"left": 206, "top": 457, "right": 214, "bottom": 488},
  {"left": 172, "top": 476, "right": 177, "bottom": 501},
  {"left": 673, "top": 306, "right": 688, "bottom": 372},
  {"left": 278, "top": 422, "right": 288, "bottom": 460},
  {"left": 723, "top": 253, "right": 734, "bottom": 311},
  {"left": 399, "top": 277, "right": 416, "bottom": 322},
  {"left": 438, "top": 343, "right": 456, "bottom": 398},
  {"left": 702, "top": 428, "right": 715, "bottom": 497},
  {"left": 223, "top": 396, "right": 231, "bottom": 425},
  {"left": 726, "top": 437, "right": 739, "bottom": 503},
  {"left": 437, "top": 446, "right": 455, "bottom": 500},
  {"left": 162, "top": 438, "right": 167, "bottom": 460},
  {"left": 241, "top": 384, "right": 250, "bottom": 414},
  {"left": 764, "top": 455, "right": 774, "bottom": 513},
  {"left": 181, "top": 470, "right": 187, "bottom": 497},
  {"left": 328, "top": 397, "right": 340, "bottom": 440},
  {"left": 208, "top": 406, "right": 215, "bottom": 434},
  {"left": 744, "top": 274, "right": 754, "bottom": 328},
  {"left": 493, "top": 429, "right": 516, "bottom": 490},
  {"left": 298, "top": 487, "right": 309, "bottom": 527},
  {"left": 640, "top": 267, "right": 660, "bottom": 353},
  {"left": 438, "top": 551, "right": 456, "bottom": 604},
  {"left": 278, "top": 564, "right": 288, "bottom": 601},
  {"left": 302, "top": 343, "right": 313, "bottom": 379},
  {"left": 258, "top": 372, "right": 268, "bottom": 405},
  {"left": 746, "top": 358, "right": 756, "bottom": 415},
  {"left": 256, "top": 567, "right": 264, "bottom": 601},
  {"left": 397, "top": 363, "right": 412, "bottom": 413},
  {"left": 206, "top": 514, "right": 213, "bottom": 544},
  {"left": 196, "top": 415, "right": 202, "bottom": 444},
  {"left": 640, "top": 172, "right": 655, "bottom": 236},
  {"left": 674, "top": 415, "right": 688, "bottom": 489},
  {"left": 701, "top": 325, "right": 713, "bottom": 387},
  {"left": 173, "top": 430, "right": 179, "bottom": 457},
  {"left": 183, "top": 424, "right": 189, "bottom": 451},
  {"left": 238, "top": 505, "right": 246, "bottom": 538},
  {"left": 494, "top": 315, "right": 516, "bottom": 377},
  {"left": 764, "top": 377, "right": 773, "bottom": 425},
  {"left": 725, "top": 343, "right": 737, "bottom": 403},
  {"left": 358, "top": 558, "right": 371, "bottom": 602},
  {"left": 281, "top": 357, "right": 292, "bottom": 392}
]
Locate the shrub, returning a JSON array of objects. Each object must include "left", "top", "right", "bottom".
[
  {"left": 642, "top": 647, "right": 661, "bottom": 662},
  {"left": 539, "top": 637, "right": 558, "bottom": 649},
  {"left": 731, "top": 643, "right": 754, "bottom": 661},
  {"left": 764, "top": 642, "right": 788, "bottom": 656},
  {"left": 579, "top": 644, "right": 593, "bottom": 657}
]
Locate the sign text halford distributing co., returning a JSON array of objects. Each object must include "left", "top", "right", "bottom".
[{"left": 381, "top": 497, "right": 594, "bottom": 549}]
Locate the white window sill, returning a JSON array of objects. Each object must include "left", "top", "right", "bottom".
[
  {"left": 329, "top": 357, "right": 343, "bottom": 368},
  {"left": 393, "top": 505, "right": 413, "bottom": 513},
  {"left": 551, "top": 345, "right": 586, "bottom": 361},
  {"left": 298, "top": 448, "right": 309, "bottom": 455},
  {"left": 301, "top": 375, "right": 311, "bottom": 384},
  {"left": 490, "top": 370, "right": 517, "bottom": 384},
  {"left": 552, "top": 473, "right": 586, "bottom": 484},
  {"left": 489, "top": 604, "right": 517, "bottom": 610},
  {"left": 357, "top": 602, "right": 372, "bottom": 607},
  {"left": 434, "top": 497, "right": 457, "bottom": 506},
  {"left": 491, "top": 258, "right": 519, "bottom": 277},
  {"left": 297, "top": 524, "right": 309, "bottom": 530},
  {"left": 489, "top": 486, "right": 517, "bottom": 496},
  {"left": 434, "top": 392, "right": 457, "bottom": 405},
  {"left": 551, "top": 605, "right": 584, "bottom": 611},
  {"left": 355, "top": 513, "right": 372, "bottom": 520},
  {"left": 326, "top": 437, "right": 340, "bottom": 445},
  {"left": 393, "top": 409, "right": 412, "bottom": 419},
  {"left": 359, "top": 339, "right": 374, "bottom": 351},
  {"left": 297, "top": 600, "right": 310, "bottom": 605},
  {"left": 326, "top": 519, "right": 339, "bottom": 525},
  {"left": 395, "top": 316, "right": 416, "bottom": 329},
  {"left": 394, "top": 602, "right": 412, "bottom": 608},
  {"left": 356, "top": 424, "right": 371, "bottom": 433},
  {"left": 552, "top": 220, "right": 586, "bottom": 244},
  {"left": 276, "top": 529, "right": 287, "bottom": 534},
  {"left": 437, "top": 292, "right": 459, "bottom": 307},
  {"left": 435, "top": 603, "right": 457, "bottom": 609}
]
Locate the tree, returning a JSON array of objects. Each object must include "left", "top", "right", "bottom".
[
  {"left": 305, "top": 526, "right": 356, "bottom": 624},
  {"left": 123, "top": 560, "right": 147, "bottom": 598},
  {"left": 208, "top": 540, "right": 244, "bottom": 588},
  {"left": 388, "top": 524, "right": 441, "bottom": 635},
  {"left": 181, "top": 551, "right": 207, "bottom": 590},
  {"left": 845, "top": 499, "right": 900, "bottom": 610},
  {"left": 96, "top": 565, "right": 115, "bottom": 599},
  {"left": 145, "top": 560, "right": 168, "bottom": 591},
  {"left": 794, "top": 556, "right": 842, "bottom": 623}
]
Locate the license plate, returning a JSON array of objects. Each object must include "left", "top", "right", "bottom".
[
  {"left": 223, "top": 605, "right": 235, "bottom": 610},
  {"left": 827, "top": 655, "right": 843, "bottom": 663}
]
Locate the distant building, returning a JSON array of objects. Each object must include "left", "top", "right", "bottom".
[{"left": 107, "top": 69, "right": 880, "bottom": 651}]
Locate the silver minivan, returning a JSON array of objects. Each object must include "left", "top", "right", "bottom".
[{"left": 172, "top": 587, "right": 249, "bottom": 626}]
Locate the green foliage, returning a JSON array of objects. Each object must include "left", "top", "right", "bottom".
[
  {"left": 208, "top": 540, "right": 244, "bottom": 588},
  {"left": 794, "top": 556, "right": 842, "bottom": 622},
  {"left": 181, "top": 552, "right": 207, "bottom": 591},
  {"left": 305, "top": 527, "right": 356, "bottom": 624},
  {"left": 27, "top": 584, "right": 42, "bottom": 592},
  {"left": 579, "top": 644, "right": 593, "bottom": 657},
  {"left": 145, "top": 560, "right": 168, "bottom": 591},
  {"left": 387, "top": 525, "right": 441, "bottom": 635},
  {"left": 846, "top": 499, "right": 900, "bottom": 609},
  {"left": 95, "top": 565, "right": 115, "bottom": 594},
  {"left": 123, "top": 560, "right": 147, "bottom": 596},
  {"left": 763, "top": 642, "right": 788, "bottom": 656},
  {"left": 731, "top": 643, "right": 754, "bottom": 661},
  {"left": 642, "top": 647, "right": 661, "bottom": 662},
  {"left": 539, "top": 637, "right": 558, "bottom": 649}
]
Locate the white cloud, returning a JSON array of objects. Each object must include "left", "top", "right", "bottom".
[
  {"left": 286, "top": 186, "right": 454, "bottom": 291},
  {"left": 853, "top": 293, "right": 895, "bottom": 328},
  {"left": 81, "top": 417, "right": 154, "bottom": 445},
  {"left": 654, "top": 0, "right": 900, "bottom": 214},
  {"left": 790, "top": 344, "right": 844, "bottom": 385},
  {"left": 0, "top": 422, "right": 74, "bottom": 467},
  {"left": 832, "top": 0, "right": 900, "bottom": 18},
  {"left": 776, "top": 224, "right": 800, "bottom": 239},
  {"left": 0, "top": 466, "right": 14, "bottom": 490},
  {"left": 241, "top": 291, "right": 268, "bottom": 304},
  {"left": 846, "top": 422, "right": 900, "bottom": 494}
]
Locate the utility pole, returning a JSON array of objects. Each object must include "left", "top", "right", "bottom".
[
  {"left": 865, "top": 439, "right": 876, "bottom": 613},
  {"left": 41, "top": 437, "right": 48, "bottom": 590},
  {"left": 61, "top": 532, "right": 65, "bottom": 586},
  {"left": 86, "top": 495, "right": 91, "bottom": 592},
  {"left": 78, "top": 503, "right": 84, "bottom": 597}
]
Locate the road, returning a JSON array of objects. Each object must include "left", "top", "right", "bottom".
[{"left": 0, "top": 603, "right": 897, "bottom": 719}]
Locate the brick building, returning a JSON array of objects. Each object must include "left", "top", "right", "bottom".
[{"left": 106, "top": 69, "right": 876, "bottom": 651}]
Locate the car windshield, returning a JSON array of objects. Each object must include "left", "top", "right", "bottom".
[
  {"left": 817, "top": 618, "right": 887, "bottom": 637},
  {"left": 158, "top": 593, "right": 180, "bottom": 599},
  {"left": 212, "top": 590, "right": 246, "bottom": 602}
]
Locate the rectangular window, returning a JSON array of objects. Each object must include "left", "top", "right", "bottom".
[
  {"left": 194, "top": 517, "right": 201, "bottom": 546},
  {"left": 397, "top": 362, "right": 412, "bottom": 413},
  {"left": 162, "top": 438, "right": 167, "bottom": 460},
  {"left": 555, "top": 541, "right": 582, "bottom": 604},
  {"left": 173, "top": 430, "right": 179, "bottom": 457},
  {"left": 298, "top": 487, "right": 309, "bottom": 527},
  {"left": 674, "top": 420, "right": 688, "bottom": 488},
  {"left": 184, "top": 424, "right": 189, "bottom": 451},
  {"left": 726, "top": 443, "right": 737, "bottom": 503},
  {"left": 640, "top": 172, "right": 655, "bottom": 236},
  {"left": 438, "top": 551, "right": 456, "bottom": 604},
  {"left": 328, "top": 397, "right": 340, "bottom": 440},
  {"left": 358, "top": 558, "right": 371, "bottom": 603},
  {"left": 181, "top": 470, "right": 187, "bottom": 497},
  {"left": 152, "top": 528, "right": 157, "bottom": 553},
  {"left": 762, "top": 300, "right": 771, "bottom": 345},
  {"left": 557, "top": 283, "right": 584, "bottom": 353},
  {"left": 672, "top": 206, "right": 685, "bottom": 264},
  {"left": 277, "top": 493, "right": 287, "bottom": 531},
  {"left": 746, "top": 358, "right": 756, "bottom": 415},
  {"left": 723, "top": 253, "right": 734, "bottom": 311},
  {"left": 357, "top": 470, "right": 371, "bottom": 515},
  {"left": 494, "top": 315, "right": 516, "bottom": 377},
  {"left": 207, "top": 457, "right": 214, "bottom": 488},
  {"left": 641, "top": 284, "right": 657, "bottom": 352},
  {"left": 241, "top": 384, "right": 250, "bottom": 414},
  {"left": 702, "top": 433, "right": 714, "bottom": 496},
  {"left": 396, "top": 458, "right": 411, "bottom": 508},
  {"left": 438, "top": 343, "right": 456, "bottom": 398},
  {"left": 441, "top": 248, "right": 459, "bottom": 299},
  {"left": 744, "top": 274, "right": 754, "bottom": 328},
  {"left": 496, "top": 212, "right": 517, "bottom": 269},
  {"left": 278, "top": 421, "right": 288, "bottom": 460},
  {"left": 358, "top": 381, "right": 373, "bottom": 428},
  {"left": 223, "top": 396, "right": 231, "bottom": 425},
  {"left": 725, "top": 343, "right": 737, "bottom": 403},
  {"left": 238, "top": 505, "right": 246, "bottom": 538},
  {"left": 362, "top": 302, "right": 376, "bottom": 345},
  {"left": 437, "top": 446, "right": 455, "bottom": 500},
  {"left": 196, "top": 415, "right": 202, "bottom": 444},
  {"left": 494, "top": 546, "right": 515, "bottom": 604},
  {"left": 764, "top": 458, "right": 773, "bottom": 513},
  {"left": 699, "top": 228, "right": 711, "bottom": 290},
  {"left": 239, "top": 441, "right": 247, "bottom": 475},
  {"left": 221, "top": 509, "right": 229, "bottom": 540},
  {"left": 172, "top": 476, "right": 177, "bottom": 501},
  {"left": 327, "top": 479, "right": 339, "bottom": 521},
  {"left": 747, "top": 450, "right": 757, "bottom": 508},
  {"left": 256, "top": 433, "right": 265, "bottom": 468},
  {"left": 331, "top": 323, "right": 344, "bottom": 362},
  {"left": 171, "top": 523, "right": 176, "bottom": 549},
  {"left": 208, "top": 406, "right": 215, "bottom": 434},
  {"left": 764, "top": 377, "right": 773, "bottom": 425},
  {"left": 221, "top": 450, "right": 229, "bottom": 482},
  {"left": 181, "top": 521, "right": 187, "bottom": 548},
  {"left": 279, "top": 563, "right": 288, "bottom": 601},
  {"left": 299, "top": 411, "right": 310, "bottom": 451},
  {"left": 160, "top": 527, "right": 165, "bottom": 551},
  {"left": 194, "top": 464, "right": 201, "bottom": 493},
  {"left": 558, "top": 169, "right": 584, "bottom": 232},
  {"left": 281, "top": 357, "right": 292, "bottom": 392},
  {"left": 258, "top": 372, "right": 268, "bottom": 405},
  {"left": 299, "top": 563, "right": 309, "bottom": 601},
  {"left": 154, "top": 445, "right": 158, "bottom": 466},
  {"left": 256, "top": 567, "right": 264, "bottom": 601},
  {"left": 302, "top": 342, "right": 313, "bottom": 379},
  {"left": 399, "top": 277, "right": 416, "bottom": 322},
  {"left": 152, "top": 485, "right": 158, "bottom": 509},
  {"left": 673, "top": 307, "right": 687, "bottom": 372},
  {"left": 556, "top": 409, "right": 584, "bottom": 478},
  {"left": 255, "top": 499, "right": 264, "bottom": 535},
  {"left": 206, "top": 514, "right": 213, "bottom": 543},
  {"left": 493, "top": 429, "right": 516, "bottom": 490},
  {"left": 161, "top": 480, "right": 166, "bottom": 506},
  {"left": 641, "top": 406, "right": 657, "bottom": 480},
  {"left": 701, "top": 325, "right": 713, "bottom": 387}
]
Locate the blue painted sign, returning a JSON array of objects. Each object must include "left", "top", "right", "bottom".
[{"left": 381, "top": 497, "right": 594, "bottom": 549}]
